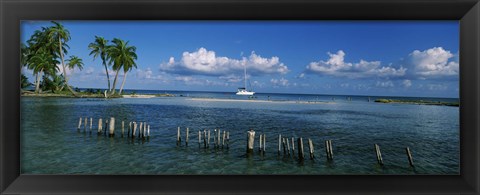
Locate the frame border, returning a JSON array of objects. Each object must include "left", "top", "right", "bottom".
[{"left": 1, "top": 0, "right": 479, "bottom": 194}]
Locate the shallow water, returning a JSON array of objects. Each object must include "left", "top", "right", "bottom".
[{"left": 20, "top": 92, "right": 459, "bottom": 175}]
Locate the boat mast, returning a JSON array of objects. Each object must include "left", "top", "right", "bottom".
[{"left": 244, "top": 63, "right": 247, "bottom": 90}]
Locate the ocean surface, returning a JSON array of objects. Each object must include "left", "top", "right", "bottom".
[{"left": 21, "top": 90, "right": 459, "bottom": 175}]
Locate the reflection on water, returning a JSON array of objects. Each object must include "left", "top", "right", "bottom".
[{"left": 21, "top": 93, "right": 459, "bottom": 174}]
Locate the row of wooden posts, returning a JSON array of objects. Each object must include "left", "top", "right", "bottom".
[
  {"left": 176, "top": 127, "right": 231, "bottom": 149},
  {"left": 174, "top": 128, "right": 415, "bottom": 166},
  {"left": 77, "top": 117, "right": 151, "bottom": 140},
  {"left": 247, "top": 130, "right": 414, "bottom": 166}
]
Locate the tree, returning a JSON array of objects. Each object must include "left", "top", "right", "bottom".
[
  {"left": 46, "top": 21, "right": 78, "bottom": 97},
  {"left": 65, "top": 55, "right": 84, "bottom": 82},
  {"left": 88, "top": 36, "right": 111, "bottom": 95},
  {"left": 29, "top": 49, "right": 58, "bottom": 93},
  {"left": 107, "top": 38, "right": 137, "bottom": 95}
]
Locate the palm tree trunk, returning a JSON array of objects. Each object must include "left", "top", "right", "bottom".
[
  {"left": 103, "top": 59, "right": 111, "bottom": 92},
  {"left": 35, "top": 70, "right": 42, "bottom": 94},
  {"left": 119, "top": 71, "right": 128, "bottom": 94},
  {"left": 58, "top": 37, "right": 79, "bottom": 97},
  {"left": 110, "top": 68, "right": 120, "bottom": 95}
]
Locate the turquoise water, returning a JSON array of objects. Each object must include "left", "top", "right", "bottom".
[{"left": 20, "top": 91, "right": 459, "bottom": 174}]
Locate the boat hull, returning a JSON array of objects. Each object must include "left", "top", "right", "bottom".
[{"left": 236, "top": 91, "right": 255, "bottom": 96}]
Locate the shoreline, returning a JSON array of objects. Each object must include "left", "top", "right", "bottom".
[{"left": 187, "top": 97, "right": 334, "bottom": 104}]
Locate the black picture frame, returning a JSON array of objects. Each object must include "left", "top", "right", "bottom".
[{"left": 1, "top": 0, "right": 479, "bottom": 194}]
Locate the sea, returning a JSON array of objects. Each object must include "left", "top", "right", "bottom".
[{"left": 20, "top": 90, "right": 459, "bottom": 175}]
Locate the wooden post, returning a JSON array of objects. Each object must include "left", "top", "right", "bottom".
[
  {"left": 147, "top": 125, "right": 150, "bottom": 139},
  {"left": 278, "top": 134, "right": 282, "bottom": 155},
  {"left": 375, "top": 144, "right": 384, "bottom": 165},
  {"left": 246, "top": 129, "right": 255, "bottom": 154},
  {"left": 84, "top": 117, "right": 87, "bottom": 132},
  {"left": 262, "top": 134, "right": 266, "bottom": 154},
  {"left": 89, "top": 117, "right": 92, "bottom": 133},
  {"left": 98, "top": 118, "right": 102, "bottom": 134},
  {"left": 298, "top": 137, "right": 304, "bottom": 161},
  {"left": 143, "top": 123, "right": 147, "bottom": 139},
  {"left": 406, "top": 147, "right": 414, "bottom": 167},
  {"left": 282, "top": 138, "right": 286, "bottom": 156},
  {"left": 308, "top": 138, "right": 314, "bottom": 160},
  {"left": 213, "top": 129, "right": 217, "bottom": 148},
  {"left": 77, "top": 117, "right": 82, "bottom": 130},
  {"left": 132, "top": 122, "right": 137, "bottom": 139},
  {"left": 203, "top": 130, "right": 207, "bottom": 149},
  {"left": 186, "top": 127, "right": 189, "bottom": 146},
  {"left": 329, "top": 140, "right": 333, "bottom": 157},
  {"left": 207, "top": 130, "right": 211, "bottom": 148},
  {"left": 291, "top": 137, "right": 295, "bottom": 156},
  {"left": 259, "top": 134, "right": 263, "bottom": 152},
  {"left": 217, "top": 129, "right": 221, "bottom": 149},
  {"left": 121, "top": 121, "right": 125, "bottom": 137},
  {"left": 222, "top": 130, "right": 226, "bottom": 149},
  {"left": 139, "top": 122, "right": 143, "bottom": 138},
  {"left": 177, "top": 127, "right": 181, "bottom": 146},
  {"left": 286, "top": 137, "right": 291, "bottom": 156},
  {"left": 226, "top": 131, "right": 230, "bottom": 149},
  {"left": 108, "top": 117, "right": 115, "bottom": 137}
]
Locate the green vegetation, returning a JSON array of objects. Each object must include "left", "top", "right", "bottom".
[
  {"left": 375, "top": 99, "right": 459, "bottom": 107},
  {"left": 21, "top": 21, "right": 138, "bottom": 98}
]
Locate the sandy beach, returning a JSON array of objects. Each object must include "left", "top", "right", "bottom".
[
  {"left": 187, "top": 97, "right": 334, "bottom": 104},
  {"left": 122, "top": 94, "right": 156, "bottom": 98}
]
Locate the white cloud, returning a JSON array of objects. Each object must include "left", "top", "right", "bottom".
[
  {"left": 306, "top": 50, "right": 406, "bottom": 79},
  {"left": 270, "top": 78, "right": 289, "bottom": 87},
  {"left": 427, "top": 84, "right": 448, "bottom": 91},
  {"left": 219, "top": 74, "right": 242, "bottom": 83},
  {"left": 85, "top": 67, "right": 94, "bottom": 75},
  {"left": 376, "top": 81, "right": 394, "bottom": 88},
  {"left": 402, "top": 79, "right": 412, "bottom": 88},
  {"left": 405, "top": 47, "right": 458, "bottom": 78},
  {"left": 160, "top": 47, "right": 289, "bottom": 76}
]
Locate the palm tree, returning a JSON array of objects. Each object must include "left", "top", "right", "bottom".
[
  {"left": 118, "top": 54, "right": 138, "bottom": 94},
  {"left": 29, "top": 50, "right": 57, "bottom": 93},
  {"left": 65, "top": 55, "right": 84, "bottom": 83},
  {"left": 46, "top": 21, "right": 78, "bottom": 96},
  {"left": 107, "top": 38, "right": 137, "bottom": 95},
  {"left": 88, "top": 36, "right": 111, "bottom": 95}
]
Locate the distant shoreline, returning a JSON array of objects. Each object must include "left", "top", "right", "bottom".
[{"left": 187, "top": 97, "right": 334, "bottom": 104}]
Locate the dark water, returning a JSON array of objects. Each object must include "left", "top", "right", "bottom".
[{"left": 21, "top": 91, "right": 459, "bottom": 175}]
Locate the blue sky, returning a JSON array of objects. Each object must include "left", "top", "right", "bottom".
[{"left": 21, "top": 21, "right": 459, "bottom": 98}]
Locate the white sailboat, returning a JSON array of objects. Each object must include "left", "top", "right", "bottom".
[{"left": 236, "top": 64, "right": 255, "bottom": 96}]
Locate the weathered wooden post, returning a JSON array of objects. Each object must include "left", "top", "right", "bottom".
[
  {"left": 329, "top": 140, "right": 333, "bottom": 158},
  {"left": 325, "top": 140, "right": 333, "bottom": 160},
  {"left": 98, "top": 118, "right": 103, "bottom": 135},
  {"left": 203, "top": 130, "right": 207, "bottom": 149},
  {"left": 84, "top": 117, "right": 87, "bottom": 132},
  {"left": 286, "top": 137, "right": 291, "bottom": 156},
  {"left": 278, "top": 134, "right": 282, "bottom": 155},
  {"left": 207, "top": 130, "right": 211, "bottom": 148},
  {"left": 282, "top": 138, "right": 287, "bottom": 156},
  {"left": 291, "top": 137, "right": 295, "bottom": 156},
  {"left": 222, "top": 130, "right": 226, "bottom": 149},
  {"left": 262, "top": 134, "right": 266, "bottom": 154},
  {"left": 217, "top": 129, "right": 221, "bottom": 149},
  {"left": 375, "top": 144, "right": 384, "bottom": 165},
  {"left": 406, "top": 147, "right": 414, "bottom": 167},
  {"left": 89, "top": 118, "right": 93, "bottom": 133},
  {"left": 121, "top": 121, "right": 125, "bottom": 137},
  {"left": 143, "top": 123, "right": 147, "bottom": 140},
  {"left": 298, "top": 137, "right": 305, "bottom": 161},
  {"left": 259, "top": 134, "right": 263, "bottom": 152},
  {"left": 213, "top": 129, "right": 217, "bottom": 148},
  {"left": 186, "top": 127, "right": 189, "bottom": 146},
  {"left": 246, "top": 129, "right": 255, "bottom": 154},
  {"left": 77, "top": 117, "right": 82, "bottom": 130},
  {"left": 132, "top": 122, "right": 137, "bottom": 139},
  {"left": 139, "top": 122, "right": 143, "bottom": 138},
  {"left": 147, "top": 125, "right": 150, "bottom": 139},
  {"left": 308, "top": 138, "right": 315, "bottom": 160},
  {"left": 109, "top": 117, "right": 115, "bottom": 137},
  {"left": 177, "top": 127, "right": 181, "bottom": 146},
  {"left": 226, "top": 131, "right": 230, "bottom": 149}
]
